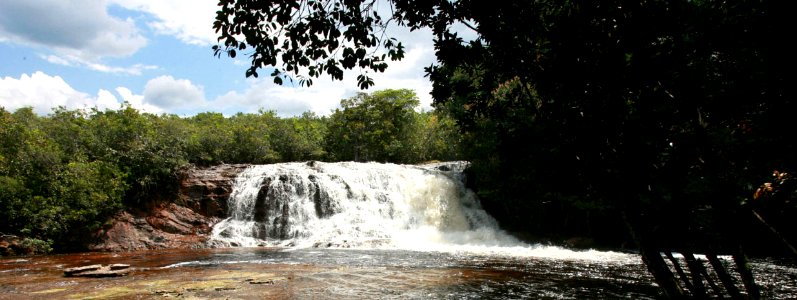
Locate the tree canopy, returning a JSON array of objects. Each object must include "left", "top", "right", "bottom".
[
  {"left": 215, "top": 1, "right": 796, "bottom": 297},
  {"left": 326, "top": 89, "right": 419, "bottom": 162},
  {"left": 214, "top": 0, "right": 408, "bottom": 88},
  {"left": 215, "top": 0, "right": 794, "bottom": 223}
]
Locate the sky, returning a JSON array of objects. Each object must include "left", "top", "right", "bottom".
[{"left": 0, "top": 0, "right": 440, "bottom": 117}]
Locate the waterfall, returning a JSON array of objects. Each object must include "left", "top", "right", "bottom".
[{"left": 209, "top": 161, "right": 521, "bottom": 250}]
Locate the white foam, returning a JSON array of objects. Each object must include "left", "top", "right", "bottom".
[{"left": 209, "top": 161, "right": 634, "bottom": 263}]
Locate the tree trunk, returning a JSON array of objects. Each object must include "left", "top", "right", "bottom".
[
  {"left": 664, "top": 251, "right": 694, "bottom": 292},
  {"left": 683, "top": 251, "right": 725, "bottom": 297},
  {"left": 751, "top": 209, "right": 797, "bottom": 258},
  {"left": 733, "top": 246, "right": 760, "bottom": 300},
  {"left": 682, "top": 251, "right": 707, "bottom": 298},
  {"left": 706, "top": 252, "right": 742, "bottom": 299},
  {"left": 622, "top": 212, "right": 685, "bottom": 299}
]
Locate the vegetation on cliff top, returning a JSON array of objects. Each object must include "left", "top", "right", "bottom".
[{"left": 0, "top": 88, "right": 460, "bottom": 252}]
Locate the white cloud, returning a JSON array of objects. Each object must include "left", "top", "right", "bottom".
[
  {"left": 110, "top": 0, "right": 219, "bottom": 46},
  {"left": 102, "top": 0, "right": 437, "bottom": 115},
  {"left": 143, "top": 75, "right": 206, "bottom": 109},
  {"left": 205, "top": 17, "right": 436, "bottom": 117},
  {"left": 41, "top": 54, "right": 158, "bottom": 75},
  {"left": 0, "top": 0, "right": 147, "bottom": 59},
  {"left": 0, "top": 72, "right": 122, "bottom": 114},
  {"left": 86, "top": 62, "right": 158, "bottom": 75},
  {"left": 41, "top": 54, "right": 74, "bottom": 67},
  {"left": 213, "top": 78, "right": 348, "bottom": 117},
  {"left": 0, "top": 1, "right": 158, "bottom": 75},
  {"left": 0, "top": 72, "right": 194, "bottom": 116},
  {"left": 0, "top": 2, "right": 442, "bottom": 117},
  {"left": 97, "top": 89, "right": 122, "bottom": 109},
  {"left": 116, "top": 87, "right": 163, "bottom": 114},
  {"left": 207, "top": 29, "right": 436, "bottom": 117}
]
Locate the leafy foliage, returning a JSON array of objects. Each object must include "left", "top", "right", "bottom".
[
  {"left": 427, "top": 1, "right": 795, "bottom": 249},
  {"left": 213, "top": 0, "right": 406, "bottom": 89},
  {"left": 325, "top": 89, "right": 417, "bottom": 161},
  {"left": 0, "top": 108, "right": 126, "bottom": 251},
  {"left": 0, "top": 89, "right": 460, "bottom": 252},
  {"left": 216, "top": 0, "right": 795, "bottom": 253}
]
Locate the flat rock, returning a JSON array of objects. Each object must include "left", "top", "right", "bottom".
[{"left": 64, "top": 264, "right": 131, "bottom": 277}]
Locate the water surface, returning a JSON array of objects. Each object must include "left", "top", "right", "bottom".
[
  {"left": 2, "top": 247, "right": 795, "bottom": 299},
  {"left": 4, "top": 162, "right": 795, "bottom": 299}
]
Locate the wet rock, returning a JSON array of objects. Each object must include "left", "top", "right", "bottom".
[
  {"left": 109, "top": 264, "right": 130, "bottom": 270},
  {"left": 312, "top": 240, "right": 355, "bottom": 248},
  {"left": 63, "top": 264, "right": 102, "bottom": 275},
  {"left": 0, "top": 234, "right": 45, "bottom": 256},
  {"left": 90, "top": 164, "right": 248, "bottom": 252},
  {"left": 90, "top": 209, "right": 211, "bottom": 251},
  {"left": 154, "top": 290, "right": 182, "bottom": 297},
  {"left": 64, "top": 264, "right": 131, "bottom": 277},
  {"left": 247, "top": 279, "right": 275, "bottom": 285},
  {"left": 177, "top": 164, "right": 249, "bottom": 218},
  {"left": 0, "top": 234, "right": 22, "bottom": 256},
  {"left": 253, "top": 178, "right": 273, "bottom": 223}
]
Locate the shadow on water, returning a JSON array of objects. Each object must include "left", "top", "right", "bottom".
[{"left": 1, "top": 247, "right": 795, "bottom": 299}]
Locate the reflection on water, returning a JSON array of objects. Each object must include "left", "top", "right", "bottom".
[{"left": 1, "top": 247, "right": 795, "bottom": 299}]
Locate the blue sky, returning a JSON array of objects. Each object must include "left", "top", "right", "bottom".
[{"left": 0, "top": 0, "right": 440, "bottom": 117}]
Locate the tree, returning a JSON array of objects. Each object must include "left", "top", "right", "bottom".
[
  {"left": 271, "top": 111, "right": 329, "bottom": 161},
  {"left": 326, "top": 89, "right": 419, "bottom": 162},
  {"left": 0, "top": 108, "right": 127, "bottom": 251},
  {"left": 408, "top": 110, "right": 462, "bottom": 163},
  {"left": 216, "top": 1, "right": 794, "bottom": 298},
  {"left": 186, "top": 112, "right": 234, "bottom": 165},
  {"left": 213, "top": 0, "right": 407, "bottom": 89},
  {"left": 227, "top": 111, "right": 281, "bottom": 163},
  {"left": 87, "top": 105, "right": 189, "bottom": 205}
]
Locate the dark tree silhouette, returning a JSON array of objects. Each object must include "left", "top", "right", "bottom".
[{"left": 214, "top": 1, "right": 795, "bottom": 298}]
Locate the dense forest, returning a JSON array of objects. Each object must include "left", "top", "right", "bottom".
[
  {"left": 0, "top": 88, "right": 463, "bottom": 253},
  {"left": 211, "top": 0, "right": 796, "bottom": 298},
  {"left": 3, "top": 0, "right": 797, "bottom": 297}
]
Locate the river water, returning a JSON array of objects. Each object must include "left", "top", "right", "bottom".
[
  {"left": 1, "top": 162, "right": 796, "bottom": 298},
  {"left": 1, "top": 247, "right": 796, "bottom": 299}
]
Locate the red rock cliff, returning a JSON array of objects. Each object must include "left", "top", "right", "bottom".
[{"left": 90, "top": 164, "right": 248, "bottom": 251}]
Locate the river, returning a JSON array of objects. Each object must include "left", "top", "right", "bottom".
[
  {"left": 1, "top": 162, "right": 796, "bottom": 299},
  {"left": 1, "top": 247, "right": 796, "bottom": 299}
]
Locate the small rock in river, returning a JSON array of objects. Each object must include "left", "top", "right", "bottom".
[
  {"left": 248, "top": 279, "right": 274, "bottom": 285},
  {"left": 63, "top": 264, "right": 131, "bottom": 277}
]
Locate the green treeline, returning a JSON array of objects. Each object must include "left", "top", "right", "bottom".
[{"left": 0, "top": 88, "right": 462, "bottom": 253}]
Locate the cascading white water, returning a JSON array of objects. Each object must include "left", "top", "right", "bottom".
[{"left": 209, "top": 161, "right": 524, "bottom": 250}]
